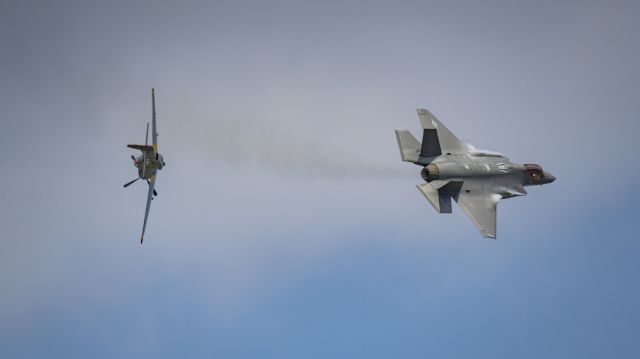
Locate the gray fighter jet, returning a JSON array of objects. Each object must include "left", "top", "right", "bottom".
[
  {"left": 123, "top": 89, "right": 166, "bottom": 243},
  {"left": 395, "top": 109, "right": 555, "bottom": 239}
]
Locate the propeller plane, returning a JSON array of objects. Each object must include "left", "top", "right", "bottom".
[{"left": 123, "top": 88, "right": 166, "bottom": 243}]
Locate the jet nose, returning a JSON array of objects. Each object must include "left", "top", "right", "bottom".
[{"left": 544, "top": 171, "right": 556, "bottom": 183}]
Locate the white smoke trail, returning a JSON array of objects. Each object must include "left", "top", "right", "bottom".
[{"left": 185, "top": 116, "right": 410, "bottom": 179}]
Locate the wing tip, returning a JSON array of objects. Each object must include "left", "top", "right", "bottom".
[{"left": 480, "top": 230, "right": 497, "bottom": 239}]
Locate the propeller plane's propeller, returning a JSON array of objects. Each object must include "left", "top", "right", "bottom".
[{"left": 124, "top": 89, "right": 165, "bottom": 243}]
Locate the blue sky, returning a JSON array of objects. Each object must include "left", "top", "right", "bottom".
[{"left": 1, "top": 0, "right": 639, "bottom": 358}]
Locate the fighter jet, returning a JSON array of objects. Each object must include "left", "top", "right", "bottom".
[
  {"left": 123, "top": 88, "right": 166, "bottom": 243},
  {"left": 395, "top": 109, "right": 555, "bottom": 239}
]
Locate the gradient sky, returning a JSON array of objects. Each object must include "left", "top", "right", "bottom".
[{"left": 1, "top": 0, "right": 639, "bottom": 358}]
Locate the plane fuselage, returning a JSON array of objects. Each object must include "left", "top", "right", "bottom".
[
  {"left": 422, "top": 153, "right": 554, "bottom": 184},
  {"left": 134, "top": 153, "right": 164, "bottom": 179},
  {"left": 419, "top": 153, "right": 555, "bottom": 200}
]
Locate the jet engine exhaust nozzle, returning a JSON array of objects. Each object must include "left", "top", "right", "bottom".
[{"left": 421, "top": 163, "right": 440, "bottom": 182}]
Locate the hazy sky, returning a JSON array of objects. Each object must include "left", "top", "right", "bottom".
[{"left": 1, "top": 0, "right": 639, "bottom": 358}]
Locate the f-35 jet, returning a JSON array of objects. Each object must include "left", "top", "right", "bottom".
[
  {"left": 395, "top": 109, "right": 555, "bottom": 239},
  {"left": 123, "top": 89, "right": 166, "bottom": 243}
]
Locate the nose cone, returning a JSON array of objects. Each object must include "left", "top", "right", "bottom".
[{"left": 543, "top": 171, "right": 556, "bottom": 183}]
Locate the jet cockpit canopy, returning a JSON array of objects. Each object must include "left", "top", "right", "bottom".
[{"left": 524, "top": 163, "right": 545, "bottom": 183}]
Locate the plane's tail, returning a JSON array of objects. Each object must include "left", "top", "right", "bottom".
[
  {"left": 396, "top": 108, "right": 469, "bottom": 164},
  {"left": 416, "top": 108, "right": 467, "bottom": 155},
  {"left": 127, "top": 144, "right": 154, "bottom": 152},
  {"left": 395, "top": 130, "right": 421, "bottom": 163},
  {"left": 416, "top": 180, "right": 463, "bottom": 213}
]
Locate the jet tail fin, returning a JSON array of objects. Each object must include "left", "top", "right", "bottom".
[
  {"left": 417, "top": 183, "right": 449, "bottom": 213},
  {"left": 395, "top": 130, "right": 421, "bottom": 163},
  {"left": 416, "top": 180, "right": 463, "bottom": 213},
  {"left": 417, "top": 108, "right": 468, "bottom": 155}
]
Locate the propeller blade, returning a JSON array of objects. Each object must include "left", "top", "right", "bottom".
[{"left": 123, "top": 178, "right": 140, "bottom": 188}]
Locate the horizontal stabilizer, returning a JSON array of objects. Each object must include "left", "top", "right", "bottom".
[
  {"left": 395, "top": 130, "right": 421, "bottom": 163},
  {"left": 127, "top": 144, "right": 154, "bottom": 152}
]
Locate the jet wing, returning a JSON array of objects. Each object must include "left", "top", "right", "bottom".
[
  {"left": 140, "top": 174, "right": 156, "bottom": 244},
  {"left": 151, "top": 88, "right": 158, "bottom": 156},
  {"left": 455, "top": 189, "right": 501, "bottom": 239},
  {"left": 417, "top": 108, "right": 468, "bottom": 155}
]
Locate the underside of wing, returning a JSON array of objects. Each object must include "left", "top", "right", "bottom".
[
  {"left": 140, "top": 175, "right": 156, "bottom": 243},
  {"left": 456, "top": 190, "right": 500, "bottom": 239}
]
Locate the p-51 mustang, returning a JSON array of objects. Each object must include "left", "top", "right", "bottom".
[
  {"left": 395, "top": 109, "right": 555, "bottom": 239},
  {"left": 123, "top": 89, "right": 166, "bottom": 243}
]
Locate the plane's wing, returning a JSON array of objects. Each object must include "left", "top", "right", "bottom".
[
  {"left": 151, "top": 88, "right": 158, "bottom": 156},
  {"left": 140, "top": 174, "right": 156, "bottom": 244},
  {"left": 417, "top": 108, "right": 468, "bottom": 155},
  {"left": 456, "top": 189, "right": 501, "bottom": 239}
]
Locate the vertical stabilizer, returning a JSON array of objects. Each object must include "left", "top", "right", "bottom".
[
  {"left": 416, "top": 180, "right": 463, "bottom": 214},
  {"left": 417, "top": 108, "right": 468, "bottom": 155},
  {"left": 395, "top": 130, "right": 421, "bottom": 163},
  {"left": 417, "top": 180, "right": 453, "bottom": 213}
]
